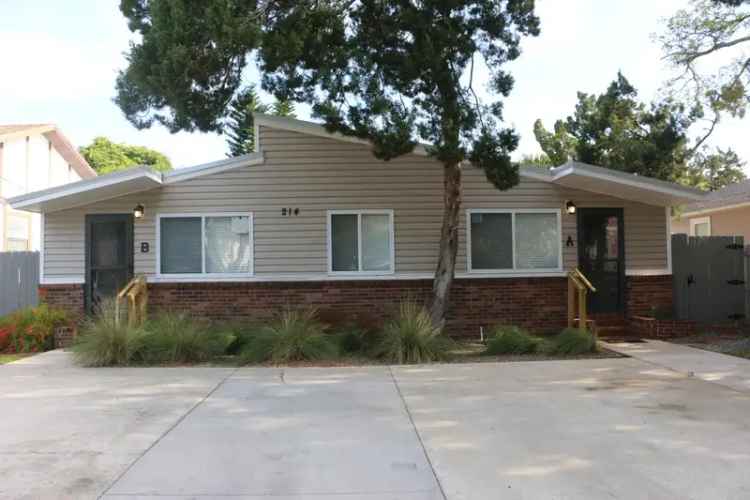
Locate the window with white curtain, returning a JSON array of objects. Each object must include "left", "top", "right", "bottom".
[
  {"left": 328, "top": 210, "right": 394, "bottom": 273},
  {"left": 158, "top": 213, "right": 252, "bottom": 276},
  {"left": 467, "top": 209, "right": 561, "bottom": 272}
]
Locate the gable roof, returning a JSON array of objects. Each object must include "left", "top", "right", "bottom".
[
  {"left": 678, "top": 179, "right": 750, "bottom": 216},
  {"left": 0, "top": 124, "right": 97, "bottom": 179},
  {"left": 10, "top": 115, "right": 706, "bottom": 213}
]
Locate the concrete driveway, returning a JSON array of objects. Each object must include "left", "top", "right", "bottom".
[{"left": 2, "top": 345, "right": 750, "bottom": 499}]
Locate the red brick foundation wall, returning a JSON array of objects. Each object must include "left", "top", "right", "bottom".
[
  {"left": 38, "top": 274, "right": 674, "bottom": 338},
  {"left": 626, "top": 275, "right": 673, "bottom": 318},
  {"left": 147, "top": 277, "right": 569, "bottom": 338},
  {"left": 38, "top": 284, "right": 85, "bottom": 319}
]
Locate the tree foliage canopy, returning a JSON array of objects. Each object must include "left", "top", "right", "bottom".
[
  {"left": 79, "top": 137, "right": 172, "bottom": 174},
  {"left": 658, "top": 0, "right": 750, "bottom": 148},
  {"left": 115, "top": 0, "right": 540, "bottom": 322},
  {"left": 678, "top": 147, "right": 746, "bottom": 190},
  {"left": 533, "top": 73, "right": 692, "bottom": 180}
]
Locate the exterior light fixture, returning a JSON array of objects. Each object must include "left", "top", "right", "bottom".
[
  {"left": 566, "top": 200, "right": 577, "bottom": 215},
  {"left": 133, "top": 204, "right": 145, "bottom": 219}
]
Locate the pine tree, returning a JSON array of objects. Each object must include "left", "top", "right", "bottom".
[{"left": 225, "top": 86, "right": 269, "bottom": 157}]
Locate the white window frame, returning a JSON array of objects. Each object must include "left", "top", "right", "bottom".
[
  {"left": 327, "top": 209, "right": 395, "bottom": 275},
  {"left": 689, "top": 216, "right": 711, "bottom": 237},
  {"left": 156, "top": 212, "right": 254, "bottom": 279},
  {"left": 466, "top": 208, "right": 563, "bottom": 274}
]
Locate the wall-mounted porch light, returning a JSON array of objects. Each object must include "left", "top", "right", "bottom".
[
  {"left": 565, "top": 200, "right": 577, "bottom": 215},
  {"left": 133, "top": 204, "right": 145, "bottom": 219}
]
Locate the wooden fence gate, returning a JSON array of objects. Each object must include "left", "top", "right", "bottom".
[
  {"left": 672, "top": 235, "right": 746, "bottom": 323},
  {"left": 0, "top": 252, "right": 39, "bottom": 316}
]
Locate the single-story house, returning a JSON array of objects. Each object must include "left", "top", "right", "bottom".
[
  {"left": 9, "top": 114, "right": 704, "bottom": 336},
  {"left": 672, "top": 179, "right": 750, "bottom": 242}
]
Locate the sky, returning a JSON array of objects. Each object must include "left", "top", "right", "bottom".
[{"left": 1, "top": 0, "right": 748, "bottom": 172}]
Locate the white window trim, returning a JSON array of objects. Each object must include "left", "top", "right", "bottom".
[
  {"left": 689, "top": 216, "right": 711, "bottom": 237},
  {"left": 156, "top": 212, "right": 254, "bottom": 279},
  {"left": 466, "top": 208, "right": 563, "bottom": 274},
  {"left": 327, "top": 209, "right": 395, "bottom": 276}
]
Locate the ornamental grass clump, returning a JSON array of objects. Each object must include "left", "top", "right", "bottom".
[
  {"left": 240, "top": 308, "right": 337, "bottom": 363},
  {"left": 484, "top": 325, "right": 540, "bottom": 355},
  {"left": 141, "top": 311, "right": 232, "bottom": 364},
  {"left": 72, "top": 300, "right": 149, "bottom": 367},
  {"left": 547, "top": 327, "right": 597, "bottom": 355},
  {"left": 375, "top": 301, "right": 453, "bottom": 364}
]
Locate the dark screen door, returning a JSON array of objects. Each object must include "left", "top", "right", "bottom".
[
  {"left": 578, "top": 208, "right": 625, "bottom": 313},
  {"left": 85, "top": 214, "right": 133, "bottom": 312}
]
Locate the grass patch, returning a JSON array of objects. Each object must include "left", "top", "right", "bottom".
[
  {"left": 0, "top": 353, "right": 31, "bottom": 364},
  {"left": 373, "top": 301, "right": 453, "bottom": 364},
  {"left": 546, "top": 327, "right": 597, "bottom": 355},
  {"left": 484, "top": 326, "right": 540, "bottom": 355}
]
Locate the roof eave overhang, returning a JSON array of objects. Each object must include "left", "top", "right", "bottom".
[
  {"left": 7, "top": 152, "right": 266, "bottom": 214},
  {"left": 549, "top": 162, "right": 705, "bottom": 207},
  {"left": 8, "top": 168, "right": 163, "bottom": 213}
]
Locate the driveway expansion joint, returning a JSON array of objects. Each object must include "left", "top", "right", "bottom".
[
  {"left": 387, "top": 365, "right": 448, "bottom": 500},
  {"left": 98, "top": 367, "right": 240, "bottom": 499}
]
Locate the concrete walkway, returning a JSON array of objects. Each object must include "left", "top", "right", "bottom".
[
  {"left": 3, "top": 349, "right": 750, "bottom": 499},
  {"left": 602, "top": 339, "right": 750, "bottom": 394}
]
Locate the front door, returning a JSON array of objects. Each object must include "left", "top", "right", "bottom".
[
  {"left": 577, "top": 208, "right": 625, "bottom": 313},
  {"left": 85, "top": 214, "right": 133, "bottom": 313}
]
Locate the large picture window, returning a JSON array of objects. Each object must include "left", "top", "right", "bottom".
[
  {"left": 158, "top": 213, "right": 253, "bottom": 276},
  {"left": 467, "top": 209, "right": 561, "bottom": 273},
  {"left": 328, "top": 210, "right": 394, "bottom": 274}
]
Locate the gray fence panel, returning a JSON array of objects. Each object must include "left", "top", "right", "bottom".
[
  {"left": 0, "top": 252, "right": 39, "bottom": 316},
  {"left": 672, "top": 235, "right": 745, "bottom": 323}
]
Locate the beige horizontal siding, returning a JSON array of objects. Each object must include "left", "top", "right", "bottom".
[{"left": 43, "top": 125, "right": 668, "bottom": 280}]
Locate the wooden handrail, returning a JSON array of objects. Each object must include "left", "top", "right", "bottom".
[
  {"left": 115, "top": 275, "right": 148, "bottom": 328},
  {"left": 567, "top": 268, "right": 596, "bottom": 333},
  {"left": 570, "top": 268, "right": 596, "bottom": 292}
]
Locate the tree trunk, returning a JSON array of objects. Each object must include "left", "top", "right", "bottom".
[{"left": 430, "top": 161, "right": 462, "bottom": 327}]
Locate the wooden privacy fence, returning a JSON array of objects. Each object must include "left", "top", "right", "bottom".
[
  {"left": 0, "top": 252, "right": 39, "bottom": 316},
  {"left": 672, "top": 235, "right": 746, "bottom": 323}
]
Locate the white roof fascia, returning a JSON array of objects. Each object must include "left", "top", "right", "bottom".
[
  {"left": 163, "top": 152, "right": 265, "bottom": 184},
  {"left": 551, "top": 161, "right": 704, "bottom": 202},
  {"left": 9, "top": 167, "right": 163, "bottom": 212}
]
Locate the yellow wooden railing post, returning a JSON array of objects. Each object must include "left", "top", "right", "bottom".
[
  {"left": 567, "top": 268, "right": 596, "bottom": 332},
  {"left": 115, "top": 275, "right": 148, "bottom": 328}
]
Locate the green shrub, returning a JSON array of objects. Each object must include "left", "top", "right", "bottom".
[
  {"left": 222, "top": 322, "right": 265, "bottom": 355},
  {"left": 335, "top": 324, "right": 381, "bottom": 356},
  {"left": 547, "top": 327, "right": 597, "bottom": 355},
  {"left": 374, "top": 301, "right": 452, "bottom": 364},
  {"left": 72, "top": 301, "right": 149, "bottom": 366},
  {"left": 240, "top": 308, "right": 337, "bottom": 363},
  {"left": 484, "top": 325, "right": 539, "bottom": 355},
  {"left": 0, "top": 304, "right": 68, "bottom": 353},
  {"left": 141, "top": 311, "right": 232, "bottom": 364}
]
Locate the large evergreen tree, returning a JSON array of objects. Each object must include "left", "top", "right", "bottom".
[
  {"left": 115, "top": 1, "right": 540, "bottom": 324},
  {"left": 533, "top": 72, "right": 692, "bottom": 181}
]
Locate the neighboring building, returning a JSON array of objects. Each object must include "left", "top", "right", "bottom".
[
  {"left": 0, "top": 124, "right": 96, "bottom": 251},
  {"left": 672, "top": 179, "right": 750, "bottom": 240},
  {"left": 9, "top": 114, "right": 703, "bottom": 336}
]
